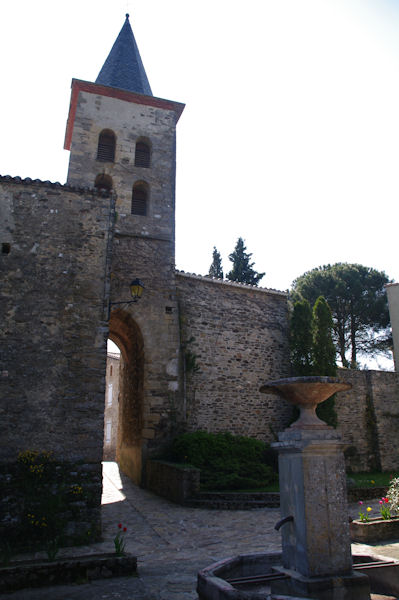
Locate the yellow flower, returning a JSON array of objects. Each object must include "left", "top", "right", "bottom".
[
  {"left": 367, "top": 507, "right": 372, "bottom": 512},
  {"left": 370, "top": 480, "right": 375, "bottom": 484}
]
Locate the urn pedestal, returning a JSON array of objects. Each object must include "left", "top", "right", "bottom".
[{"left": 261, "top": 377, "right": 370, "bottom": 600}]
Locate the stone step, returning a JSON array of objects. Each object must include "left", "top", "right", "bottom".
[{"left": 185, "top": 492, "right": 280, "bottom": 510}]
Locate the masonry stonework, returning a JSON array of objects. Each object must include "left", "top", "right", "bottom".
[
  {"left": 176, "top": 272, "right": 292, "bottom": 442},
  {"left": 0, "top": 177, "right": 115, "bottom": 546},
  {"left": 335, "top": 369, "right": 399, "bottom": 472}
]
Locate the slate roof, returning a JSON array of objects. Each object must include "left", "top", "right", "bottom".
[{"left": 95, "top": 14, "right": 152, "bottom": 96}]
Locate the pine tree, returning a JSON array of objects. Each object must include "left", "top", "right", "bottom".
[
  {"left": 226, "top": 238, "right": 265, "bottom": 286},
  {"left": 290, "top": 299, "right": 313, "bottom": 376},
  {"left": 208, "top": 246, "right": 224, "bottom": 279},
  {"left": 291, "top": 263, "right": 391, "bottom": 367}
]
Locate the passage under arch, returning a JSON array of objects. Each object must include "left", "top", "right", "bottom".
[{"left": 108, "top": 309, "right": 145, "bottom": 484}]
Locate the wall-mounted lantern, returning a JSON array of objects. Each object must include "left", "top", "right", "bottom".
[
  {"left": 129, "top": 278, "right": 144, "bottom": 302},
  {"left": 108, "top": 278, "right": 144, "bottom": 319}
]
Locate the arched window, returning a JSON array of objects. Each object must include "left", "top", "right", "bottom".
[
  {"left": 134, "top": 141, "right": 151, "bottom": 168},
  {"left": 94, "top": 173, "right": 113, "bottom": 192},
  {"left": 131, "top": 182, "right": 148, "bottom": 216},
  {"left": 97, "top": 129, "right": 116, "bottom": 162}
]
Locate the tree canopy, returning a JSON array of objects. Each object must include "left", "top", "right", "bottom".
[
  {"left": 291, "top": 263, "right": 391, "bottom": 368},
  {"left": 208, "top": 246, "right": 224, "bottom": 279},
  {"left": 226, "top": 238, "right": 265, "bottom": 286}
]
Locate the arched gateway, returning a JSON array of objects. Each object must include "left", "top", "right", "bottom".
[{"left": 108, "top": 310, "right": 144, "bottom": 484}]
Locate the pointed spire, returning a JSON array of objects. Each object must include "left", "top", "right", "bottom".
[{"left": 95, "top": 14, "right": 152, "bottom": 96}]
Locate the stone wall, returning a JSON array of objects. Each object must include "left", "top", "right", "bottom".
[
  {"left": 176, "top": 272, "right": 292, "bottom": 443},
  {"left": 0, "top": 176, "right": 115, "bottom": 547},
  {"left": 336, "top": 369, "right": 399, "bottom": 472}
]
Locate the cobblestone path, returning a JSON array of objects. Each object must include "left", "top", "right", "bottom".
[{"left": 3, "top": 462, "right": 399, "bottom": 599}]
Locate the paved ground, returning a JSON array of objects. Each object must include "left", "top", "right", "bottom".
[{"left": 3, "top": 462, "right": 399, "bottom": 599}]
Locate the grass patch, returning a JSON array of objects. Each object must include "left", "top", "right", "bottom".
[{"left": 348, "top": 472, "right": 399, "bottom": 488}]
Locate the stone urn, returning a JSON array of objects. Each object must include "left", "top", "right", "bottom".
[{"left": 259, "top": 375, "right": 351, "bottom": 429}]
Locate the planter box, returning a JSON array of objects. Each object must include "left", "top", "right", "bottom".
[
  {"left": 350, "top": 517, "right": 399, "bottom": 543},
  {"left": 146, "top": 459, "right": 200, "bottom": 504},
  {"left": 0, "top": 552, "right": 137, "bottom": 592}
]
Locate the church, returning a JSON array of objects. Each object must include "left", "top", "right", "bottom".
[
  {"left": 1, "top": 15, "right": 398, "bottom": 550},
  {"left": 0, "top": 14, "right": 291, "bottom": 547}
]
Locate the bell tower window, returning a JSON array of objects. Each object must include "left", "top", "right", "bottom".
[
  {"left": 134, "top": 141, "right": 151, "bottom": 168},
  {"left": 131, "top": 182, "right": 148, "bottom": 216},
  {"left": 97, "top": 129, "right": 116, "bottom": 162},
  {"left": 94, "top": 173, "right": 113, "bottom": 191}
]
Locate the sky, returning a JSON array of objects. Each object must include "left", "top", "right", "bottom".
[{"left": 1, "top": 0, "right": 398, "bottom": 367}]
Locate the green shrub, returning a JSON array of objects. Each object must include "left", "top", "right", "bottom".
[{"left": 169, "top": 431, "right": 277, "bottom": 491}]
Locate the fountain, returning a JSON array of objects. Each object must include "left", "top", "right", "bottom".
[{"left": 197, "top": 376, "right": 399, "bottom": 600}]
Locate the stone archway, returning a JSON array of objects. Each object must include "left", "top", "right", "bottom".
[{"left": 108, "top": 309, "right": 144, "bottom": 485}]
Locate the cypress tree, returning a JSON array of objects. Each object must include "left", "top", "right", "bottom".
[
  {"left": 290, "top": 299, "right": 313, "bottom": 376},
  {"left": 312, "top": 296, "right": 337, "bottom": 376},
  {"left": 226, "top": 238, "right": 265, "bottom": 286},
  {"left": 208, "top": 246, "right": 224, "bottom": 279},
  {"left": 312, "top": 296, "right": 338, "bottom": 427}
]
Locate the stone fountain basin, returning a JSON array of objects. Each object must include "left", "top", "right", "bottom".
[{"left": 197, "top": 551, "right": 399, "bottom": 600}]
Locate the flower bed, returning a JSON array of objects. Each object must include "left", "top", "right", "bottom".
[{"left": 350, "top": 516, "right": 399, "bottom": 544}]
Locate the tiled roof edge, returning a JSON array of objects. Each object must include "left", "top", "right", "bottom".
[
  {"left": 0, "top": 174, "right": 113, "bottom": 196},
  {"left": 175, "top": 270, "right": 288, "bottom": 297}
]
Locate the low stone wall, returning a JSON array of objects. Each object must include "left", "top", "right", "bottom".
[
  {"left": 0, "top": 553, "right": 137, "bottom": 592},
  {"left": 146, "top": 460, "right": 200, "bottom": 504},
  {"left": 347, "top": 487, "right": 387, "bottom": 503},
  {"left": 185, "top": 491, "right": 280, "bottom": 509}
]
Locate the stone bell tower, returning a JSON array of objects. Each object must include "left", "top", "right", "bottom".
[{"left": 64, "top": 14, "right": 185, "bottom": 484}]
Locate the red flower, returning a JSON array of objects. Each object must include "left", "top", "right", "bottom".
[
  {"left": 385, "top": 497, "right": 389, "bottom": 503},
  {"left": 118, "top": 523, "right": 122, "bottom": 529},
  {"left": 123, "top": 527, "right": 127, "bottom": 532}
]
